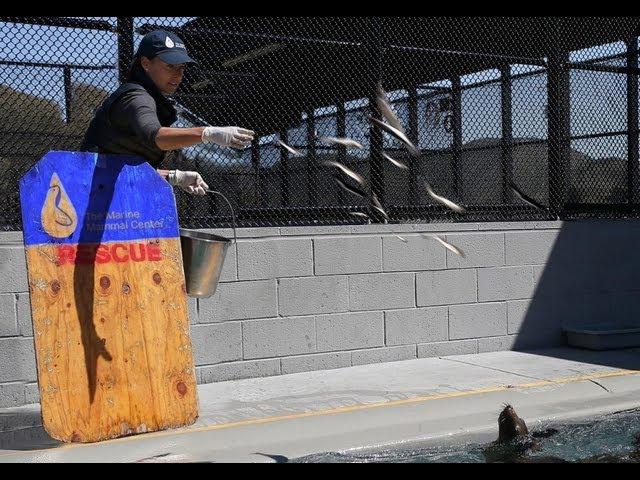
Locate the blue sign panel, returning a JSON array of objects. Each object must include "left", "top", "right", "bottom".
[{"left": 20, "top": 151, "right": 180, "bottom": 246}]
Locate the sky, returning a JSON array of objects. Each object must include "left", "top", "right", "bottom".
[{"left": 0, "top": 17, "right": 634, "bottom": 165}]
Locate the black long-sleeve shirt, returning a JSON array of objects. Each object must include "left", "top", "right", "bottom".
[
  {"left": 81, "top": 67, "right": 177, "bottom": 168},
  {"left": 111, "top": 89, "right": 163, "bottom": 148}
]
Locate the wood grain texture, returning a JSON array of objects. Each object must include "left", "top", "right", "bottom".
[
  {"left": 26, "top": 240, "right": 197, "bottom": 442},
  {"left": 20, "top": 152, "right": 198, "bottom": 443}
]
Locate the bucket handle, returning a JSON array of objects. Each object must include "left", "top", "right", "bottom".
[{"left": 206, "top": 190, "right": 238, "bottom": 244}]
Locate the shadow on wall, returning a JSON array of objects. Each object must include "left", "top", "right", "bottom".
[{"left": 512, "top": 219, "right": 640, "bottom": 370}]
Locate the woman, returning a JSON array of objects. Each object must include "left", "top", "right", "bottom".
[{"left": 82, "top": 29, "right": 254, "bottom": 195}]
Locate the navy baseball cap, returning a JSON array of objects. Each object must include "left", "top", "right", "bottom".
[{"left": 136, "top": 29, "right": 196, "bottom": 65}]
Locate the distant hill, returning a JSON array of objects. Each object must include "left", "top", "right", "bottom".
[{"left": 0, "top": 83, "right": 109, "bottom": 226}]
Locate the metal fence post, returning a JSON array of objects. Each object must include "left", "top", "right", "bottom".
[
  {"left": 336, "top": 103, "right": 346, "bottom": 206},
  {"left": 279, "top": 129, "right": 290, "bottom": 207},
  {"left": 117, "top": 17, "right": 134, "bottom": 85},
  {"left": 251, "top": 138, "right": 263, "bottom": 207},
  {"left": 547, "top": 18, "right": 570, "bottom": 219},
  {"left": 451, "top": 77, "right": 463, "bottom": 199},
  {"left": 627, "top": 37, "right": 639, "bottom": 206},
  {"left": 501, "top": 65, "right": 513, "bottom": 204},
  {"left": 63, "top": 66, "right": 72, "bottom": 124},
  {"left": 366, "top": 17, "right": 385, "bottom": 221},
  {"left": 306, "top": 110, "right": 318, "bottom": 207},
  {"left": 408, "top": 86, "right": 419, "bottom": 205}
]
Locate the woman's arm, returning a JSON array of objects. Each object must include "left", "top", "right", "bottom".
[
  {"left": 155, "top": 126, "right": 255, "bottom": 151},
  {"left": 118, "top": 92, "right": 254, "bottom": 152},
  {"left": 155, "top": 127, "right": 206, "bottom": 151}
]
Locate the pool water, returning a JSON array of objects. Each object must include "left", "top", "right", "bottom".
[{"left": 293, "top": 407, "right": 640, "bottom": 463}]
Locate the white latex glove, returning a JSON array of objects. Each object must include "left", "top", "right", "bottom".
[
  {"left": 167, "top": 169, "right": 209, "bottom": 196},
  {"left": 201, "top": 126, "right": 255, "bottom": 149}
]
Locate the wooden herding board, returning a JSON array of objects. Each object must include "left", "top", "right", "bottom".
[{"left": 19, "top": 151, "right": 198, "bottom": 443}]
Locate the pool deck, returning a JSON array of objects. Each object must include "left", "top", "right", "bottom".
[{"left": 2, "top": 346, "right": 640, "bottom": 462}]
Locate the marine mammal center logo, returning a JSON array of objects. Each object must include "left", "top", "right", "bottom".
[{"left": 41, "top": 172, "right": 77, "bottom": 238}]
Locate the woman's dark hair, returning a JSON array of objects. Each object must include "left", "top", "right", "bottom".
[{"left": 127, "top": 56, "right": 145, "bottom": 81}]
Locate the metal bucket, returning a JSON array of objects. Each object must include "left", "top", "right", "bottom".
[{"left": 179, "top": 191, "right": 237, "bottom": 298}]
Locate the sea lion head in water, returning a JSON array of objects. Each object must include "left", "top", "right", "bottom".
[
  {"left": 498, "top": 404, "right": 529, "bottom": 443},
  {"left": 483, "top": 404, "right": 540, "bottom": 462}
]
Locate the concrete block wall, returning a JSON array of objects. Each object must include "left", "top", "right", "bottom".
[{"left": 2, "top": 219, "right": 640, "bottom": 408}]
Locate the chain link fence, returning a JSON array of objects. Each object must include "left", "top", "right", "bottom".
[{"left": 1, "top": 16, "right": 638, "bottom": 229}]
